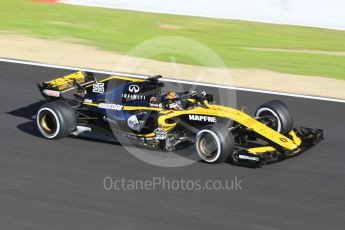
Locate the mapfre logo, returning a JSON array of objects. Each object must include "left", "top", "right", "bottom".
[
  {"left": 189, "top": 115, "right": 217, "bottom": 123},
  {"left": 128, "top": 84, "right": 140, "bottom": 93}
]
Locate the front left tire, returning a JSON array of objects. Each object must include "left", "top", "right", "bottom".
[
  {"left": 195, "top": 124, "right": 234, "bottom": 163},
  {"left": 36, "top": 101, "right": 77, "bottom": 139}
]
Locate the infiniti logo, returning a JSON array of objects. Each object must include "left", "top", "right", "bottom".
[{"left": 128, "top": 84, "right": 140, "bottom": 93}]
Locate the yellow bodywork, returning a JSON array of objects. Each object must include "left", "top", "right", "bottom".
[
  {"left": 100, "top": 76, "right": 144, "bottom": 83},
  {"left": 157, "top": 104, "right": 301, "bottom": 151},
  {"left": 248, "top": 147, "right": 276, "bottom": 155},
  {"left": 44, "top": 71, "right": 305, "bottom": 151},
  {"left": 45, "top": 71, "right": 87, "bottom": 91},
  {"left": 83, "top": 101, "right": 302, "bottom": 150},
  {"left": 289, "top": 130, "right": 302, "bottom": 146},
  {"left": 45, "top": 72, "right": 142, "bottom": 91}
]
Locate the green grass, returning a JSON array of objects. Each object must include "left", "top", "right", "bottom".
[{"left": 1, "top": 0, "right": 345, "bottom": 79}]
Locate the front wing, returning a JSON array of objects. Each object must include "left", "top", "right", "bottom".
[{"left": 232, "top": 127, "right": 324, "bottom": 167}]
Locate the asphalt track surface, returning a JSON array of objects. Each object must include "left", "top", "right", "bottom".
[{"left": 1, "top": 61, "right": 345, "bottom": 230}]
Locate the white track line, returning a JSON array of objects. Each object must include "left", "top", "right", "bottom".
[{"left": 1, "top": 57, "right": 344, "bottom": 103}]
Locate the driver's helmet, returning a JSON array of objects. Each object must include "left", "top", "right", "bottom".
[
  {"left": 166, "top": 90, "right": 177, "bottom": 100},
  {"left": 162, "top": 91, "right": 182, "bottom": 110}
]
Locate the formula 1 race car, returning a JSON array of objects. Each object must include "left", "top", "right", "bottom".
[{"left": 36, "top": 71, "right": 323, "bottom": 167}]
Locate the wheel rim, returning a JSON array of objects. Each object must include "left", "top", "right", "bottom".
[
  {"left": 196, "top": 130, "right": 221, "bottom": 163},
  {"left": 37, "top": 108, "right": 60, "bottom": 138},
  {"left": 40, "top": 112, "right": 57, "bottom": 134}
]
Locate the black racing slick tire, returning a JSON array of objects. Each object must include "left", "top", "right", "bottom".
[
  {"left": 255, "top": 100, "right": 293, "bottom": 134},
  {"left": 195, "top": 124, "right": 234, "bottom": 164},
  {"left": 36, "top": 101, "right": 77, "bottom": 139}
]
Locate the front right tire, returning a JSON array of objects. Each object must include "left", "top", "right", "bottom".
[
  {"left": 36, "top": 101, "right": 77, "bottom": 139},
  {"left": 255, "top": 100, "right": 293, "bottom": 134}
]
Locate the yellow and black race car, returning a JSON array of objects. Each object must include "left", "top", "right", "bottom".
[{"left": 36, "top": 71, "right": 323, "bottom": 167}]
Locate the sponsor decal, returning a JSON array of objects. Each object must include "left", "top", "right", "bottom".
[
  {"left": 238, "top": 155, "right": 260, "bottom": 161},
  {"left": 149, "top": 96, "right": 157, "bottom": 102},
  {"left": 189, "top": 115, "right": 217, "bottom": 123},
  {"left": 279, "top": 137, "right": 288, "bottom": 142},
  {"left": 167, "top": 101, "right": 182, "bottom": 109},
  {"left": 98, "top": 103, "right": 123, "bottom": 111},
  {"left": 122, "top": 94, "right": 146, "bottom": 100},
  {"left": 83, "top": 99, "right": 92, "bottom": 103},
  {"left": 149, "top": 103, "right": 163, "bottom": 108},
  {"left": 169, "top": 102, "right": 177, "bottom": 107},
  {"left": 127, "top": 115, "right": 141, "bottom": 131},
  {"left": 128, "top": 84, "right": 140, "bottom": 93},
  {"left": 92, "top": 82, "right": 105, "bottom": 93},
  {"left": 43, "top": 89, "right": 60, "bottom": 97}
]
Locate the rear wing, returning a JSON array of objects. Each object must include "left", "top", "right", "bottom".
[{"left": 37, "top": 71, "right": 95, "bottom": 99}]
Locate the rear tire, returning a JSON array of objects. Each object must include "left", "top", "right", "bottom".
[
  {"left": 255, "top": 100, "right": 293, "bottom": 134},
  {"left": 36, "top": 101, "right": 76, "bottom": 139},
  {"left": 195, "top": 124, "right": 234, "bottom": 163}
]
